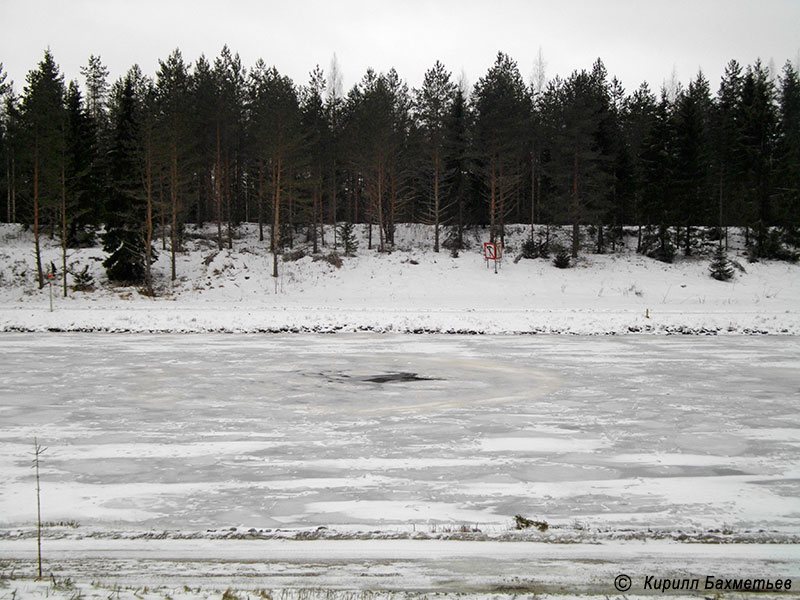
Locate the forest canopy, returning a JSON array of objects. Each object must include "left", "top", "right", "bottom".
[{"left": 0, "top": 48, "right": 798, "bottom": 288}]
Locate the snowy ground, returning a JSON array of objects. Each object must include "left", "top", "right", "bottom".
[
  {"left": 2, "top": 223, "right": 799, "bottom": 597},
  {"left": 1, "top": 333, "right": 799, "bottom": 597},
  {"left": 0, "top": 223, "right": 797, "bottom": 334}
]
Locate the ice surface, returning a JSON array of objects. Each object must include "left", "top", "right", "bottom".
[{"left": 1, "top": 333, "right": 798, "bottom": 536}]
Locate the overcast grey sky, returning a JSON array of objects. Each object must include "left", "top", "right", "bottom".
[{"left": 1, "top": 0, "right": 799, "bottom": 96}]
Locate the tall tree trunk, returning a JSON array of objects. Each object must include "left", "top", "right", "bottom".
[
  {"left": 530, "top": 150, "right": 536, "bottom": 240},
  {"left": 287, "top": 167, "right": 294, "bottom": 249},
  {"left": 354, "top": 173, "right": 359, "bottom": 224},
  {"left": 718, "top": 170, "right": 724, "bottom": 242},
  {"left": 597, "top": 223, "right": 604, "bottom": 254},
  {"left": 489, "top": 157, "right": 496, "bottom": 243},
  {"left": 5, "top": 156, "right": 10, "bottom": 223},
  {"left": 225, "top": 155, "right": 232, "bottom": 250},
  {"left": 272, "top": 157, "right": 282, "bottom": 278},
  {"left": 159, "top": 171, "right": 166, "bottom": 251},
  {"left": 572, "top": 148, "right": 579, "bottom": 258},
  {"left": 216, "top": 123, "right": 223, "bottom": 250},
  {"left": 170, "top": 141, "right": 178, "bottom": 281},
  {"left": 457, "top": 178, "right": 464, "bottom": 249},
  {"left": 376, "top": 158, "right": 385, "bottom": 252},
  {"left": 145, "top": 139, "right": 154, "bottom": 295},
  {"left": 34, "top": 143, "right": 43, "bottom": 289},
  {"left": 61, "top": 159, "right": 67, "bottom": 297},
  {"left": 389, "top": 168, "right": 396, "bottom": 247},
  {"left": 330, "top": 160, "right": 337, "bottom": 247},
  {"left": 319, "top": 165, "right": 326, "bottom": 246},
  {"left": 312, "top": 185, "right": 319, "bottom": 254},
  {"left": 258, "top": 160, "right": 264, "bottom": 242},
  {"left": 434, "top": 148, "right": 440, "bottom": 252},
  {"left": 244, "top": 162, "right": 250, "bottom": 223},
  {"left": 11, "top": 157, "right": 16, "bottom": 223},
  {"left": 499, "top": 164, "right": 506, "bottom": 248}
]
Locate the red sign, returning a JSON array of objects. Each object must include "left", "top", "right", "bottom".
[{"left": 483, "top": 242, "right": 502, "bottom": 261}]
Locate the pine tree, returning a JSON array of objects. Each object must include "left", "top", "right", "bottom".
[
  {"left": 347, "top": 69, "right": 396, "bottom": 253},
  {"left": 190, "top": 55, "right": 218, "bottom": 234},
  {"left": 472, "top": 53, "right": 531, "bottom": 247},
  {"left": 416, "top": 61, "right": 457, "bottom": 252},
  {"left": 156, "top": 49, "right": 192, "bottom": 281},
  {"left": 325, "top": 53, "right": 345, "bottom": 247},
  {"left": 300, "top": 65, "right": 329, "bottom": 254},
  {"left": 621, "top": 82, "right": 657, "bottom": 249},
  {"left": 247, "top": 60, "right": 303, "bottom": 276},
  {"left": 80, "top": 55, "right": 110, "bottom": 127},
  {"left": 212, "top": 46, "right": 246, "bottom": 249}
]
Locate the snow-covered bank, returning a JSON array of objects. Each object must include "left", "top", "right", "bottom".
[
  {"left": 0, "top": 305, "right": 796, "bottom": 335},
  {"left": 1, "top": 223, "right": 797, "bottom": 334},
  {"left": 2, "top": 537, "right": 799, "bottom": 598}
]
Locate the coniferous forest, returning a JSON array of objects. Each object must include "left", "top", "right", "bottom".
[{"left": 0, "top": 49, "right": 798, "bottom": 292}]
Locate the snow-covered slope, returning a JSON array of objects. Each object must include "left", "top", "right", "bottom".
[{"left": 0, "top": 223, "right": 797, "bottom": 334}]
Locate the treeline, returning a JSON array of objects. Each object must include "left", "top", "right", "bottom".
[{"left": 0, "top": 48, "right": 798, "bottom": 293}]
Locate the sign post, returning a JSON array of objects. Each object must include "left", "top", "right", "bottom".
[
  {"left": 483, "top": 242, "right": 503, "bottom": 274},
  {"left": 47, "top": 272, "right": 53, "bottom": 312}
]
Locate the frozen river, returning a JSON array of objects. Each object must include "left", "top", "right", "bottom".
[{"left": 1, "top": 333, "right": 799, "bottom": 535}]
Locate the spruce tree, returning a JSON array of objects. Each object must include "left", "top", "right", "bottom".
[
  {"left": 21, "top": 50, "right": 66, "bottom": 288},
  {"left": 0, "top": 63, "right": 9, "bottom": 222},
  {"left": 776, "top": 62, "right": 800, "bottom": 245},
  {"left": 338, "top": 221, "right": 358, "bottom": 255},
  {"left": 740, "top": 61, "right": 777, "bottom": 258},
  {"left": 103, "top": 74, "right": 146, "bottom": 283},
  {"left": 541, "top": 66, "right": 610, "bottom": 258},
  {"left": 709, "top": 244, "right": 734, "bottom": 281},
  {"left": 442, "top": 82, "right": 473, "bottom": 249},
  {"left": 713, "top": 60, "right": 745, "bottom": 242},
  {"left": 64, "top": 81, "right": 101, "bottom": 246},
  {"left": 673, "top": 72, "right": 713, "bottom": 256}
]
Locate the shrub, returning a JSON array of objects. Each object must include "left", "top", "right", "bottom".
[
  {"left": 641, "top": 226, "right": 676, "bottom": 263},
  {"left": 312, "top": 252, "right": 342, "bottom": 268},
  {"left": 553, "top": 250, "right": 571, "bottom": 269},
  {"left": 282, "top": 248, "right": 306, "bottom": 262},
  {"left": 748, "top": 228, "right": 799, "bottom": 263},
  {"left": 521, "top": 239, "right": 539, "bottom": 259},
  {"left": 70, "top": 265, "right": 95, "bottom": 292},
  {"left": 514, "top": 514, "right": 548, "bottom": 532}
]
